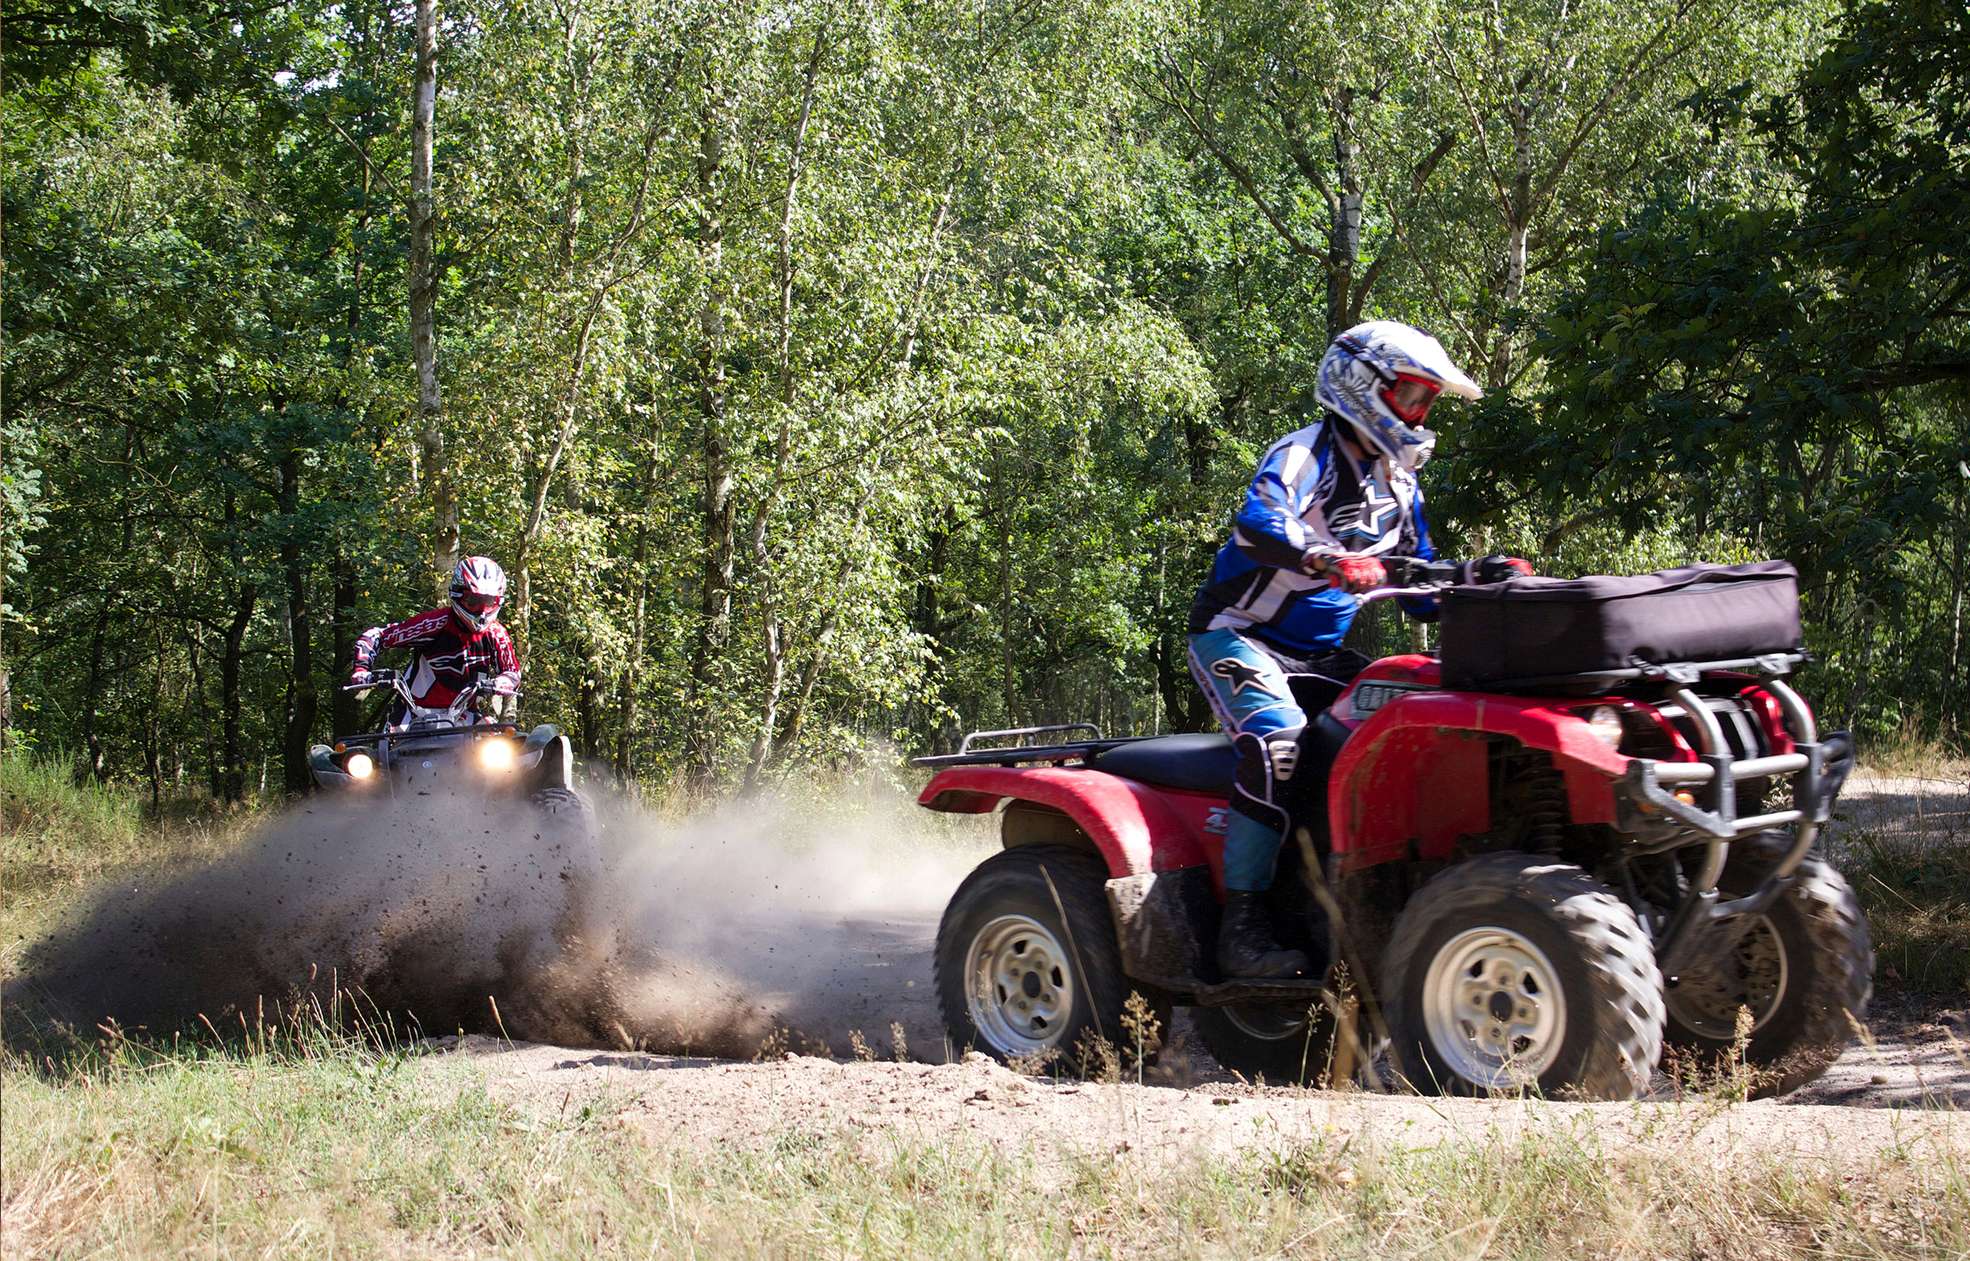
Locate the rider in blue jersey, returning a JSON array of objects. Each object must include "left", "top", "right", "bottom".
[{"left": 1190, "top": 321, "right": 1530, "bottom": 978}]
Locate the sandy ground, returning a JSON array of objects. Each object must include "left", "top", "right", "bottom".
[{"left": 436, "top": 1036, "right": 1968, "bottom": 1175}]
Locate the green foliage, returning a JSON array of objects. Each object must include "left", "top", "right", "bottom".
[
  {"left": 4, "top": 0, "right": 1962, "bottom": 798},
  {"left": 1472, "top": 0, "right": 1970, "bottom": 740}
]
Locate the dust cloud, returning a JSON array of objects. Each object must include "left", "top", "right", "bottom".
[{"left": 7, "top": 785, "right": 989, "bottom": 1059}]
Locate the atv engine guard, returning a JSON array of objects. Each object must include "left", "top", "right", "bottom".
[{"left": 1612, "top": 672, "right": 1855, "bottom": 973}]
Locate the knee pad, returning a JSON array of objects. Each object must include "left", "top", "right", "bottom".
[{"left": 1231, "top": 726, "right": 1304, "bottom": 835}]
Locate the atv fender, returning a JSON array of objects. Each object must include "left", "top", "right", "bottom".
[
  {"left": 520, "top": 724, "right": 574, "bottom": 794},
  {"left": 308, "top": 743, "right": 354, "bottom": 787},
  {"left": 1327, "top": 690, "right": 1630, "bottom": 870},
  {"left": 918, "top": 765, "right": 1213, "bottom": 880}
]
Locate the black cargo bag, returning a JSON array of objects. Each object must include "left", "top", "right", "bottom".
[{"left": 1437, "top": 560, "right": 1802, "bottom": 688}]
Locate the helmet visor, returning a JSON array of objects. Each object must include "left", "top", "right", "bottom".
[
  {"left": 1381, "top": 374, "right": 1443, "bottom": 424},
  {"left": 456, "top": 592, "right": 502, "bottom": 616}
]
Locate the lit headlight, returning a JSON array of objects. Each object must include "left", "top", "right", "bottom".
[
  {"left": 344, "top": 750, "right": 376, "bottom": 780},
  {"left": 1579, "top": 706, "right": 1624, "bottom": 748},
  {"left": 478, "top": 739, "right": 517, "bottom": 772}
]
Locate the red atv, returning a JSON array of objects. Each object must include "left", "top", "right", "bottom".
[{"left": 917, "top": 560, "right": 1869, "bottom": 1099}]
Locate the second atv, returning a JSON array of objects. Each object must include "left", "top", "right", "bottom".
[{"left": 309, "top": 667, "right": 587, "bottom": 816}]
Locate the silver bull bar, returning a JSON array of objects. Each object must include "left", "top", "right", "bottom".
[{"left": 1609, "top": 662, "right": 1855, "bottom": 976}]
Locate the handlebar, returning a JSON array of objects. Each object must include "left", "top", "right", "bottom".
[
  {"left": 1348, "top": 555, "right": 1463, "bottom": 603},
  {"left": 341, "top": 669, "right": 519, "bottom": 700}
]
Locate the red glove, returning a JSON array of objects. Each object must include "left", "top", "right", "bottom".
[
  {"left": 1307, "top": 552, "right": 1388, "bottom": 594},
  {"left": 1461, "top": 555, "right": 1534, "bottom": 584}
]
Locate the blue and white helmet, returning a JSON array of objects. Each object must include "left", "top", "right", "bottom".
[
  {"left": 449, "top": 555, "right": 507, "bottom": 632},
  {"left": 1315, "top": 321, "right": 1482, "bottom": 471}
]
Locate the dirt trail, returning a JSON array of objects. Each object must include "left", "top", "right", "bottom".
[{"left": 436, "top": 1037, "right": 1969, "bottom": 1175}]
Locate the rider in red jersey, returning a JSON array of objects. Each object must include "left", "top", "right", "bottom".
[{"left": 350, "top": 556, "right": 520, "bottom": 716}]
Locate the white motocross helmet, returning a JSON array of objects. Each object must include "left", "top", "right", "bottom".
[
  {"left": 1315, "top": 320, "right": 1482, "bottom": 471},
  {"left": 449, "top": 555, "right": 508, "bottom": 632}
]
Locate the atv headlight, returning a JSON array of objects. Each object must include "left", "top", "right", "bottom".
[
  {"left": 1578, "top": 705, "right": 1624, "bottom": 748},
  {"left": 478, "top": 738, "right": 517, "bottom": 773},
  {"left": 344, "top": 750, "right": 376, "bottom": 780}
]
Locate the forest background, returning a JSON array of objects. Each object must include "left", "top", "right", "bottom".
[{"left": 3, "top": 0, "right": 1964, "bottom": 803}]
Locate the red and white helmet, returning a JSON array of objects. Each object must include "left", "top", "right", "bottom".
[
  {"left": 1315, "top": 321, "right": 1482, "bottom": 471},
  {"left": 449, "top": 556, "right": 507, "bottom": 632}
]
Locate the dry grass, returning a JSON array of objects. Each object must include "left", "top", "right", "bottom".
[
  {"left": 1835, "top": 768, "right": 1970, "bottom": 995},
  {"left": 1844, "top": 829, "right": 1970, "bottom": 993},
  {"left": 2, "top": 1013, "right": 1966, "bottom": 1261},
  {"left": 0, "top": 755, "right": 256, "bottom": 968}
]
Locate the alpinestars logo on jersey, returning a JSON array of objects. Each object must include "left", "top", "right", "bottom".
[
  {"left": 426, "top": 647, "right": 496, "bottom": 675},
  {"left": 1331, "top": 474, "right": 1401, "bottom": 549}
]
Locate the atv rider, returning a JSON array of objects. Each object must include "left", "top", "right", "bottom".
[
  {"left": 1189, "top": 321, "right": 1531, "bottom": 979},
  {"left": 350, "top": 555, "right": 520, "bottom": 723}
]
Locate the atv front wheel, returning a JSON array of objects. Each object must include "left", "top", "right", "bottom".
[
  {"left": 1662, "top": 833, "right": 1872, "bottom": 1097},
  {"left": 1383, "top": 852, "right": 1665, "bottom": 1100},
  {"left": 934, "top": 846, "right": 1165, "bottom": 1072}
]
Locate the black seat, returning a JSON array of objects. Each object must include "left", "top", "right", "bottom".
[{"left": 1088, "top": 733, "right": 1237, "bottom": 795}]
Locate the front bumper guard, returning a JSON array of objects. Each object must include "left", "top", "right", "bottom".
[{"left": 1610, "top": 674, "right": 1855, "bottom": 976}]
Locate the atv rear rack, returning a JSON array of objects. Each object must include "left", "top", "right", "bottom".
[{"left": 911, "top": 723, "right": 1156, "bottom": 768}]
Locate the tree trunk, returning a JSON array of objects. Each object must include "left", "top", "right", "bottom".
[
  {"left": 0, "top": 517, "right": 9, "bottom": 753},
  {"left": 999, "top": 512, "right": 1016, "bottom": 725},
  {"left": 221, "top": 581, "right": 258, "bottom": 804},
  {"left": 410, "top": 0, "right": 457, "bottom": 590},
  {"left": 188, "top": 629, "right": 221, "bottom": 799},
  {"left": 1326, "top": 88, "right": 1363, "bottom": 337},
  {"left": 743, "top": 29, "right": 827, "bottom": 789},
  {"left": 74, "top": 598, "right": 111, "bottom": 785},
  {"left": 1950, "top": 467, "right": 1966, "bottom": 710},
  {"left": 773, "top": 494, "right": 873, "bottom": 765},
  {"left": 684, "top": 71, "right": 733, "bottom": 789},
  {"left": 615, "top": 403, "right": 664, "bottom": 781},
  {"left": 146, "top": 623, "right": 165, "bottom": 813},
  {"left": 1488, "top": 106, "right": 1535, "bottom": 388},
  {"left": 578, "top": 646, "right": 605, "bottom": 760},
  {"left": 331, "top": 547, "right": 361, "bottom": 736},
  {"left": 279, "top": 451, "right": 317, "bottom": 795}
]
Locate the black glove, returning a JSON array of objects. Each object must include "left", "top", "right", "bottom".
[{"left": 1459, "top": 554, "right": 1534, "bottom": 584}]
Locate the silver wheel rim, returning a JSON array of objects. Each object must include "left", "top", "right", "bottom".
[
  {"left": 964, "top": 914, "right": 1074, "bottom": 1056},
  {"left": 1665, "top": 913, "right": 1789, "bottom": 1040},
  {"left": 1422, "top": 926, "right": 1566, "bottom": 1088}
]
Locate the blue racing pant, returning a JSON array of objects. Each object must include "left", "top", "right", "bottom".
[{"left": 1187, "top": 629, "right": 1365, "bottom": 892}]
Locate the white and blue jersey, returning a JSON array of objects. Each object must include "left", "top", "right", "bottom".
[{"left": 1188, "top": 415, "right": 1434, "bottom": 654}]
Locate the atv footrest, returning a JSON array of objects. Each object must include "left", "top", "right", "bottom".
[{"left": 1189, "top": 978, "right": 1329, "bottom": 1008}]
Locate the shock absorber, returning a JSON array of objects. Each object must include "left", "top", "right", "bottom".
[
  {"left": 1496, "top": 747, "right": 1568, "bottom": 853},
  {"left": 1520, "top": 769, "right": 1568, "bottom": 853}
]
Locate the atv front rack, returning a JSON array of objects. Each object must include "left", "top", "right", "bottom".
[{"left": 911, "top": 723, "right": 1157, "bottom": 768}]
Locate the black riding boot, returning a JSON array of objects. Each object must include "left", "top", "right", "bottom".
[{"left": 1217, "top": 891, "right": 1311, "bottom": 979}]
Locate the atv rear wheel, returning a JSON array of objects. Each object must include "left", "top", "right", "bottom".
[
  {"left": 1662, "top": 833, "right": 1872, "bottom": 1098},
  {"left": 1383, "top": 852, "right": 1665, "bottom": 1100},
  {"left": 935, "top": 846, "right": 1165, "bottom": 1072},
  {"left": 1194, "top": 1002, "right": 1338, "bottom": 1086}
]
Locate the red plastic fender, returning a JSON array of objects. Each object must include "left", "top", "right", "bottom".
[
  {"left": 917, "top": 765, "right": 1215, "bottom": 879},
  {"left": 1327, "top": 691, "right": 1633, "bottom": 871}
]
